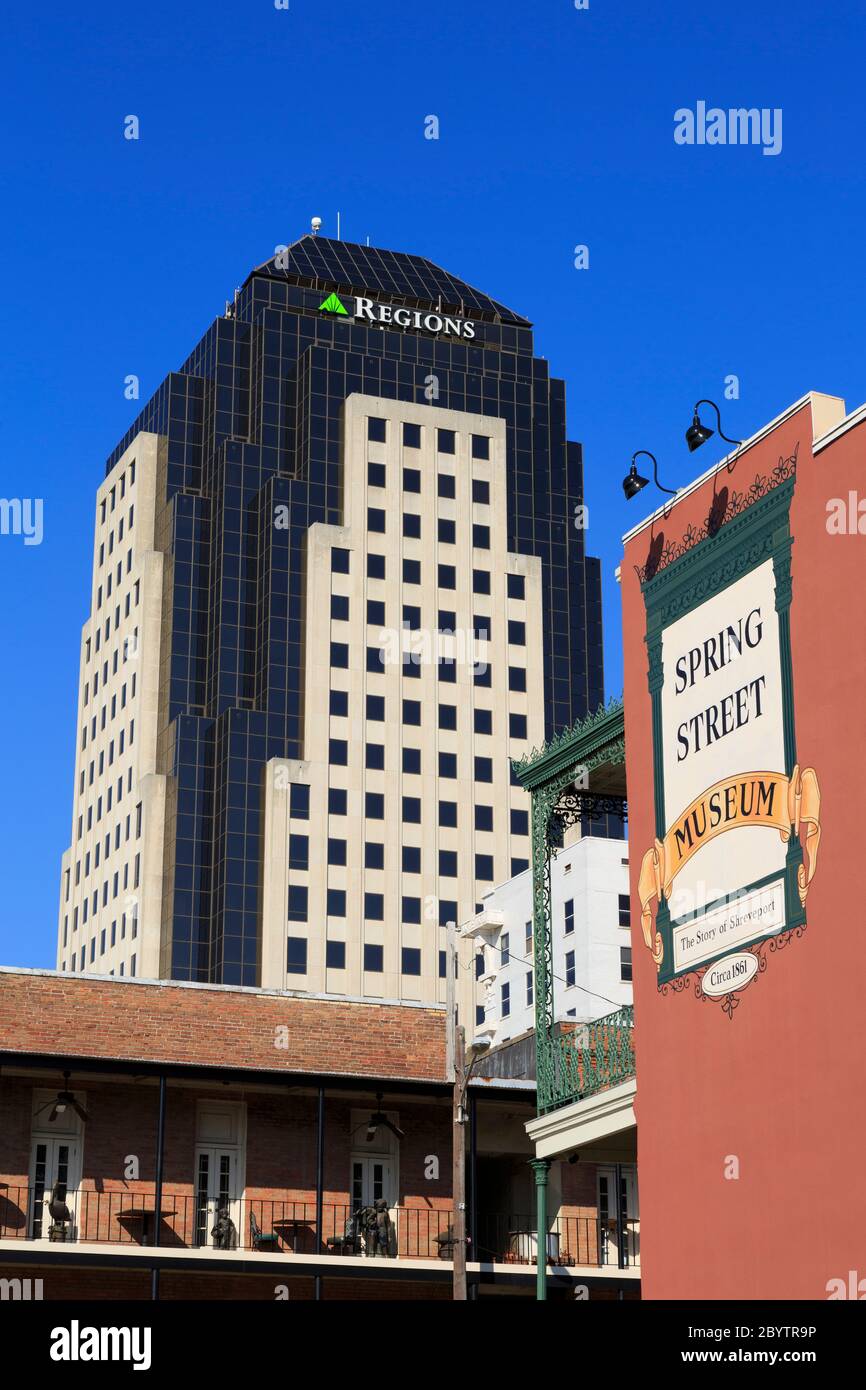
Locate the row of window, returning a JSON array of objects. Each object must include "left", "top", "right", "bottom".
[
  {"left": 333, "top": 596, "right": 526, "bottom": 648},
  {"left": 62, "top": 906, "right": 138, "bottom": 953},
  {"left": 290, "top": 836, "right": 528, "bottom": 876},
  {"left": 286, "top": 868, "right": 527, "bottom": 926},
  {"left": 98, "top": 460, "right": 135, "bottom": 526},
  {"left": 368, "top": 461, "right": 490, "bottom": 504},
  {"left": 66, "top": 950, "right": 137, "bottom": 977},
  {"left": 97, "top": 505, "right": 135, "bottom": 568},
  {"left": 67, "top": 853, "right": 141, "bottom": 929},
  {"left": 331, "top": 545, "right": 526, "bottom": 601},
  {"left": 367, "top": 418, "right": 490, "bottom": 460},
  {"left": 288, "top": 936, "right": 449, "bottom": 978},
  {"left": 367, "top": 510, "right": 492, "bottom": 550},
  {"left": 79, "top": 721, "right": 135, "bottom": 792},
  {"left": 83, "top": 632, "right": 138, "bottom": 704},
  {"left": 75, "top": 768, "right": 136, "bottom": 846},
  {"left": 81, "top": 675, "right": 137, "bottom": 743}
]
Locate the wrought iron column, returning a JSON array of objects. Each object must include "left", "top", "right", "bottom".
[
  {"left": 530, "top": 1158, "right": 551, "bottom": 1301},
  {"left": 314, "top": 1084, "right": 325, "bottom": 1301}
]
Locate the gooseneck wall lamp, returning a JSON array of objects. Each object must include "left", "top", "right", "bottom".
[
  {"left": 622, "top": 450, "right": 677, "bottom": 504},
  {"left": 686, "top": 399, "right": 743, "bottom": 459}
]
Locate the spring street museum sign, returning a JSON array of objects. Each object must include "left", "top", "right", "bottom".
[{"left": 636, "top": 456, "right": 821, "bottom": 1016}]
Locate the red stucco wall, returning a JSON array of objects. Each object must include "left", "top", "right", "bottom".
[{"left": 621, "top": 397, "right": 866, "bottom": 1299}]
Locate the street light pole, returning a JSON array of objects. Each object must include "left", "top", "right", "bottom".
[{"left": 452, "top": 1023, "right": 468, "bottom": 1301}]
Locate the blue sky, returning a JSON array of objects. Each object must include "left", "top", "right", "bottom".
[{"left": 1, "top": 0, "right": 864, "bottom": 967}]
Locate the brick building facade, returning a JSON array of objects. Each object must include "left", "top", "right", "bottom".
[{"left": 0, "top": 969, "right": 637, "bottom": 1299}]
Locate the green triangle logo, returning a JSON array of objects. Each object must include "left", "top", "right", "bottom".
[{"left": 318, "top": 292, "right": 348, "bottom": 315}]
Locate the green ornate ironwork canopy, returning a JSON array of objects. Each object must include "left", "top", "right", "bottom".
[{"left": 512, "top": 698, "right": 631, "bottom": 1115}]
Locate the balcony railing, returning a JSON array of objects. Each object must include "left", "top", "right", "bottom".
[
  {"left": 0, "top": 1187, "right": 638, "bottom": 1269},
  {"left": 537, "top": 1005, "right": 636, "bottom": 1115}
]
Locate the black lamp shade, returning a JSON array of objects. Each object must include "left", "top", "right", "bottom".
[
  {"left": 686, "top": 414, "right": 714, "bottom": 451},
  {"left": 623, "top": 463, "right": 649, "bottom": 500}
]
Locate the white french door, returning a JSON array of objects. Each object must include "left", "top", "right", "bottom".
[
  {"left": 351, "top": 1155, "right": 394, "bottom": 1212},
  {"left": 194, "top": 1145, "right": 241, "bottom": 1249},
  {"left": 597, "top": 1164, "right": 639, "bottom": 1268},
  {"left": 30, "top": 1137, "right": 81, "bottom": 1241}
]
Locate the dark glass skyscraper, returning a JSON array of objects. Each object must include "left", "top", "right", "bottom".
[{"left": 58, "top": 236, "right": 605, "bottom": 998}]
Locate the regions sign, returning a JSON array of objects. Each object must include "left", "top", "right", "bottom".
[{"left": 318, "top": 292, "right": 477, "bottom": 340}]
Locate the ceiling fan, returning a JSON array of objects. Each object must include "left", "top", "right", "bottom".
[
  {"left": 34, "top": 1072, "right": 89, "bottom": 1124},
  {"left": 365, "top": 1092, "right": 404, "bottom": 1143}
]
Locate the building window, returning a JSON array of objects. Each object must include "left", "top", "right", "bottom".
[
  {"left": 438, "top": 800, "right": 458, "bottom": 828},
  {"left": 474, "top": 756, "right": 493, "bottom": 783},
  {"left": 364, "top": 943, "right": 384, "bottom": 972},
  {"left": 328, "top": 787, "right": 348, "bottom": 816},
  {"left": 402, "top": 896, "right": 422, "bottom": 924},
  {"left": 472, "top": 524, "right": 490, "bottom": 550},
  {"left": 525, "top": 920, "right": 532, "bottom": 953},
  {"left": 331, "top": 547, "right": 350, "bottom": 574},
  {"left": 402, "top": 797, "right": 421, "bottom": 823},
  {"left": 438, "top": 518, "right": 456, "bottom": 545},
  {"left": 474, "top": 708, "right": 492, "bottom": 735},
  {"left": 365, "top": 842, "right": 385, "bottom": 870},
  {"left": 438, "top": 752, "right": 457, "bottom": 778},
  {"left": 365, "top": 791, "right": 385, "bottom": 819},
  {"left": 509, "top": 712, "right": 528, "bottom": 740},
  {"left": 475, "top": 950, "right": 485, "bottom": 978},
  {"left": 508, "top": 666, "right": 527, "bottom": 692},
  {"left": 438, "top": 563, "right": 456, "bottom": 590},
  {"left": 620, "top": 947, "right": 633, "bottom": 982},
  {"left": 403, "top": 512, "right": 421, "bottom": 539},
  {"left": 365, "top": 743, "right": 385, "bottom": 770},
  {"left": 328, "top": 838, "right": 347, "bottom": 866},
  {"left": 565, "top": 951, "right": 576, "bottom": 987},
  {"left": 439, "top": 849, "right": 458, "bottom": 877},
  {"left": 402, "top": 747, "right": 421, "bottom": 774},
  {"left": 402, "top": 947, "right": 421, "bottom": 976},
  {"left": 367, "top": 693, "right": 385, "bottom": 721},
  {"left": 475, "top": 805, "right": 493, "bottom": 832},
  {"left": 403, "top": 558, "right": 421, "bottom": 585},
  {"left": 403, "top": 466, "right": 421, "bottom": 493},
  {"left": 364, "top": 893, "right": 384, "bottom": 921},
  {"left": 402, "top": 845, "right": 421, "bottom": 873},
  {"left": 368, "top": 553, "right": 386, "bottom": 580},
  {"left": 510, "top": 809, "right": 529, "bottom": 836},
  {"left": 402, "top": 604, "right": 421, "bottom": 630},
  {"left": 472, "top": 479, "right": 490, "bottom": 504},
  {"left": 507, "top": 573, "right": 525, "bottom": 600},
  {"left": 366, "top": 645, "right": 385, "bottom": 673},
  {"left": 329, "top": 690, "right": 349, "bottom": 717},
  {"left": 329, "top": 739, "right": 348, "bottom": 766},
  {"left": 288, "top": 886, "right": 308, "bottom": 923},
  {"left": 326, "top": 940, "right": 346, "bottom": 969},
  {"left": 501, "top": 933, "right": 510, "bottom": 966},
  {"left": 403, "top": 422, "right": 421, "bottom": 448},
  {"left": 471, "top": 434, "right": 490, "bottom": 460},
  {"left": 507, "top": 620, "right": 526, "bottom": 646},
  {"left": 476, "top": 854, "right": 494, "bottom": 881},
  {"left": 438, "top": 703, "right": 457, "bottom": 731},
  {"left": 472, "top": 569, "right": 491, "bottom": 596},
  {"left": 438, "top": 474, "right": 456, "bottom": 499},
  {"left": 287, "top": 937, "right": 308, "bottom": 975},
  {"left": 289, "top": 835, "right": 309, "bottom": 870},
  {"left": 368, "top": 461, "right": 386, "bottom": 489},
  {"left": 618, "top": 893, "right": 631, "bottom": 928},
  {"left": 526, "top": 972, "right": 534, "bottom": 1007},
  {"left": 368, "top": 507, "right": 386, "bottom": 534},
  {"left": 330, "top": 641, "right": 349, "bottom": 669},
  {"left": 327, "top": 889, "right": 346, "bottom": 917},
  {"left": 367, "top": 598, "right": 386, "bottom": 626},
  {"left": 501, "top": 982, "right": 511, "bottom": 1017},
  {"left": 403, "top": 698, "right": 421, "bottom": 726},
  {"left": 564, "top": 899, "right": 575, "bottom": 934},
  {"left": 437, "top": 428, "right": 456, "bottom": 454},
  {"left": 368, "top": 417, "right": 387, "bottom": 442}
]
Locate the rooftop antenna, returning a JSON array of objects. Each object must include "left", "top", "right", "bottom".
[
  {"left": 311, "top": 215, "right": 322, "bottom": 236},
  {"left": 336, "top": 211, "right": 341, "bottom": 241}
]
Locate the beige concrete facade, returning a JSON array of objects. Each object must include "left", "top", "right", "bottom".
[
  {"left": 57, "top": 433, "right": 167, "bottom": 980},
  {"left": 261, "top": 394, "right": 545, "bottom": 1010}
]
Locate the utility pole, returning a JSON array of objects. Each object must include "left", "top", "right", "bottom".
[{"left": 452, "top": 1022, "right": 468, "bottom": 1300}]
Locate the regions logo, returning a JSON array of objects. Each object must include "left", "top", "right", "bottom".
[{"left": 318, "top": 292, "right": 348, "bottom": 315}]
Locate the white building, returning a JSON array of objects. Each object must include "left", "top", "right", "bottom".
[{"left": 463, "top": 835, "right": 632, "bottom": 1047}]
